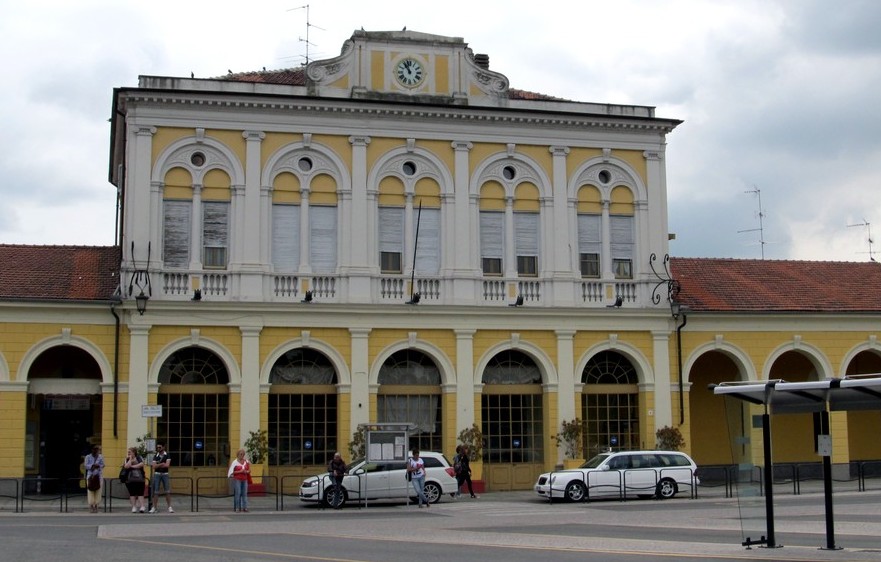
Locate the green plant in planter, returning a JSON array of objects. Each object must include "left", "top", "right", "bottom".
[
  {"left": 135, "top": 432, "right": 154, "bottom": 457},
  {"left": 348, "top": 425, "right": 366, "bottom": 460},
  {"left": 457, "top": 423, "right": 483, "bottom": 461},
  {"left": 244, "top": 429, "right": 269, "bottom": 464},
  {"left": 552, "top": 418, "right": 584, "bottom": 459},
  {"left": 655, "top": 425, "right": 686, "bottom": 451}
]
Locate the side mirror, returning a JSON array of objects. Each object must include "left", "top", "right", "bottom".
[
  {"left": 352, "top": 468, "right": 365, "bottom": 475},
  {"left": 600, "top": 465, "right": 610, "bottom": 471}
]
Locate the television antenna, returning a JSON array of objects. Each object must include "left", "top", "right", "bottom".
[
  {"left": 847, "top": 220, "right": 876, "bottom": 261},
  {"left": 738, "top": 187, "right": 767, "bottom": 259},
  {"left": 288, "top": 4, "right": 325, "bottom": 66}
]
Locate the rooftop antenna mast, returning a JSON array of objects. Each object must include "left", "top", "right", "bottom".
[
  {"left": 847, "top": 220, "right": 876, "bottom": 262},
  {"left": 288, "top": 4, "right": 324, "bottom": 66},
  {"left": 738, "top": 186, "right": 766, "bottom": 259}
]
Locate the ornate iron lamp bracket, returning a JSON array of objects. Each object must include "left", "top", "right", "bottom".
[
  {"left": 127, "top": 241, "right": 152, "bottom": 314},
  {"left": 649, "top": 253, "right": 681, "bottom": 307}
]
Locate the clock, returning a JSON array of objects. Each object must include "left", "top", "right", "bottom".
[{"left": 395, "top": 57, "right": 425, "bottom": 87}]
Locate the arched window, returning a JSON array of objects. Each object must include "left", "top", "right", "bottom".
[
  {"left": 268, "top": 348, "right": 338, "bottom": 466},
  {"left": 481, "top": 350, "right": 543, "bottom": 464},
  {"left": 581, "top": 350, "right": 639, "bottom": 457},
  {"left": 378, "top": 349, "right": 442, "bottom": 452},
  {"left": 157, "top": 347, "right": 230, "bottom": 467}
]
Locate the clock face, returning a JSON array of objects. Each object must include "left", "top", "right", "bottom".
[{"left": 395, "top": 58, "right": 425, "bottom": 87}]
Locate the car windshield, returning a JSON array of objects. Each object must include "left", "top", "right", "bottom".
[
  {"left": 582, "top": 453, "right": 612, "bottom": 469},
  {"left": 345, "top": 459, "right": 365, "bottom": 473}
]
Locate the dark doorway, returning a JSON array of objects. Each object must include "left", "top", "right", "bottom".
[{"left": 38, "top": 399, "right": 94, "bottom": 494}]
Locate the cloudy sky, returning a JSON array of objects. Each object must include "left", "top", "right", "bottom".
[{"left": 2, "top": 0, "right": 879, "bottom": 262}]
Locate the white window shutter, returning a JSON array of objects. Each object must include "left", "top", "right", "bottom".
[
  {"left": 578, "top": 214, "right": 602, "bottom": 255},
  {"left": 163, "top": 200, "right": 191, "bottom": 268},
  {"left": 379, "top": 207, "right": 404, "bottom": 254},
  {"left": 272, "top": 204, "right": 300, "bottom": 271},
  {"left": 414, "top": 208, "right": 440, "bottom": 274},
  {"left": 310, "top": 205, "right": 337, "bottom": 272},
  {"left": 610, "top": 215, "right": 634, "bottom": 259},
  {"left": 480, "top": 211, "right": 504, "bottom": 259},
  {"left": 514, "top": 212, "right": 539, "bottom": 256}
]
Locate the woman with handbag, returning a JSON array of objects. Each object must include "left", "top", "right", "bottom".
[
  {"left": 227, "top": 448, "right": 251, "bottom": 512},
  {"left": 84, "top": 445, "right": 104, "bottom": 513},
  {"left": 123, "top": 447, "right": 147, "bottom": 513}
]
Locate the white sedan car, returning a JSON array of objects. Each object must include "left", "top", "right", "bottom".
[
  {"left": 299, "top": 451, "right": 458, "bottom": 507},
  {"left": 535, "top": 450, "right": 699, "bottom": 502}
]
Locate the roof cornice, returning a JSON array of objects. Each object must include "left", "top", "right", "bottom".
[{"left": 121, "top": 90, "right": 681, "bottom": 134}]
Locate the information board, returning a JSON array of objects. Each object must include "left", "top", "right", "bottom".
[{"left": 363, "top": 423, "right": 412, "bottom": 462}]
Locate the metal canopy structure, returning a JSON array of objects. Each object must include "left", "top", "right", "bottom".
[
  {"left": 713, "top": 376, "right": 881, "bottom": 412},
  {"left": 710, "top": 374, "right": 881, "bottom": 550}
]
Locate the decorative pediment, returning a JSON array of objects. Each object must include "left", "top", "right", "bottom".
[{"left": 304, "top": 29, "right": 510, "bottom": 104}]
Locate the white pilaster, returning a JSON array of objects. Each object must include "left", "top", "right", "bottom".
[
  {"left": 239, "top": 326, "right": 263, "bottom": 442},
  {"left": 652, "top": 330, "right": 673, "bottom": 430},
  {"left": 555, "top": 330, "right": 576, "bottom": 423},
  {"left": 549, "top": 146, "right": 571, "bottom": 278},
  {"left": 349, "top": 328, "right": 371, "bottom": 429},
  {"left": 126, "top": 324, "right": 151, "bottom": 443},
  {"left": 455, "top": 329, "right": 476, "bottom": 431}
]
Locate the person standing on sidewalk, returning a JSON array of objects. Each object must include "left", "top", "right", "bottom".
[
  {"left": 407, "top": 448, "right": 429, "bottom": 508},
  {"left": 123, "top": 447, "right": 147, "bottom": 513},
  {"left": 457, "top": 445, "right": 477, "bottom": 498},
  {"left": 327, "top": 452, "right": 347, "bottom": 509},
  {"left": 228, "top": 448, "right": 251, "bottom": 512},
  {"left": 84, "top": 445, "right": 104, "bottom": 513},
  {"left": 149, "top": 442, "right": 173, "bottom": 513}
]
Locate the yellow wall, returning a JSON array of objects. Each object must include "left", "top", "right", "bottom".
[{"left": 0, "top": 392, "right": 25, "bottom": 477}]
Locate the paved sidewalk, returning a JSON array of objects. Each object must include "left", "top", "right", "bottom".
[{"left": 3, "top": 485, "right": 880, "bottom": 561}]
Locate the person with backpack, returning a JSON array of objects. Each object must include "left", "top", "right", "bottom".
[{"left": 455, "top": 445, "right": 477, "bottom": 499}]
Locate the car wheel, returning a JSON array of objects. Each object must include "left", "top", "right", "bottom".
[
  {"left": 323, "top": 485, "right": 347, "bottom": 508},
  {"left": 424, "top": 481, "right": 442, "bottom": 504},
  {"left": 564, "top": 480, "right": 587, "bottom": 502},
  {"left": 655, "top": 478, "right": 677, "bottom": 499}
]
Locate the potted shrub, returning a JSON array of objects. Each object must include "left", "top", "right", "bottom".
[
  {"left": 348, "top": 425, "right": 366, "bottom": 461},
  {"left": 457, "top": 423, "right": 484, "bottom": 480},
  {"left": 655, "top": 425, "right": 686, "bottom": 451},
  {"left": 552, "top": 418, "right": 584, "bottom": 468},
  {"left": 244, "top": 429, "right": 269, "bottom": 482}
]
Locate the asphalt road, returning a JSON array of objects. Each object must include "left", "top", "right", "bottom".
[{"left": 3, "top": 489, "right": 881, "bottom": 562}]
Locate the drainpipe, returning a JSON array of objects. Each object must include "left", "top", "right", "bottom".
[
  {"left": 676, "top": 312, "right": 688, "bottom": 425},
  {"left": 110, "top": 299, "right": 121, "bottom": 437}
]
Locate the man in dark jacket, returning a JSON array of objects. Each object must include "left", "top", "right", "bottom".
[{"left": 327, "top": 452, "right": 347, "bottom": 509}]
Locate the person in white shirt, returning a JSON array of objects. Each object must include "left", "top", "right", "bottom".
[{"left": 407, "top": 448, "right": 429, "bottom": 508}]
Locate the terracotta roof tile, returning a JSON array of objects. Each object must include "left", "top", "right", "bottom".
[
  {"left": 221, "top": 68, "right": 307, "bottom": 86},
  {"left": 671, "top": 257, "right": 881, "bottom": 313},
  {"left": 0, "top": 245, "right": 120, "bottom": 301}
]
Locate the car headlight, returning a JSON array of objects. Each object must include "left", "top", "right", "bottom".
[{"left": 302, "top": 479, "right": 318, "bottom": 488}]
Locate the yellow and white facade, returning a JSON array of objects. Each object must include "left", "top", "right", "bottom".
[{"left": 2, "top": 30, "right": 879, "bottom": 491}]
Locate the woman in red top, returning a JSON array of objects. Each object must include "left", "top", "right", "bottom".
[{"left": 227, "top": 448, "right": 251, "bottom": 512}]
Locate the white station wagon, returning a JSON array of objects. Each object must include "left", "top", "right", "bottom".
[
  {"left": 534, "top": 450, "right": 699, "bottom": 502},
  {"left": 299, "top": 451, "right": 458, "bottom": 507}
]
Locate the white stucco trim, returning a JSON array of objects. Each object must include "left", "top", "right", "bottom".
[
  {"left": 369, "top": 339, "right": 456, "bottom": 386},
  {"left": 474, "top": 339, "right": 558, "bottom": 386},
  {"left": 149, "top": 336, "right": 242, "bottom": 385},
  {"left": 260, "top": 337, "right": 352, "bottom": 386}
]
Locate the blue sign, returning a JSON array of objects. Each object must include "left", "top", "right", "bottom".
[
  {"left": 610, "top": 436, "right": 618, "bottom": 446},
  {"left": 195, "top": 440, "right": 203, "bottom": 450},
  {"left": 305, "top": 440, "right": 313, "bottom": 450},
  {"left": 512, "top": 439, "right": 521, "bottom": 448}
]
